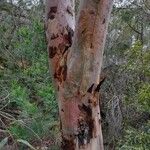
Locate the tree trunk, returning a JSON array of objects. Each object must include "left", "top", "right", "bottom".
[{"left": 45, "top": 0, "right": 113, "bottom": 149}]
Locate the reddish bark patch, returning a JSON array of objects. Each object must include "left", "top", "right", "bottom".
[
  {"left": 57, "top": 66, "right": 63, "bottom": 76},
  {"left": 48, "top": 6, "right": 57, "bottom": 20},
  {"left": 54, "top": 72, "right": 62, "bottom": 82},
  {"left": 54, "top": 65, "right": 67, "bottom": 83},
  {"left": 61, "top": 137, "right": 75, "bottom": 150},
  {"left": 49, "top": 46, "right": 57, "bottom": 58}
]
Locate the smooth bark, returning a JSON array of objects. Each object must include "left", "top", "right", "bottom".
[{"left": 45, "top": 0, "right": 113, "bottom": 149}]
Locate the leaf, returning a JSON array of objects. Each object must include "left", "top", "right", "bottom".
[
  {"left": 0, "top": 137, "right": 8, "bottom": 149},
  {"left": 17, "top": 139, "right": 37, "bottom": 150}
]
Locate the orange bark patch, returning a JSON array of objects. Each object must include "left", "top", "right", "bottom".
[{"left": 50, "top": 25, "right": 74, "bottom": 84}]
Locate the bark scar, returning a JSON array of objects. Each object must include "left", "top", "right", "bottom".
[
  {"left": 48, "top": 6, "right": 57, "bottom": 20},
  {"left": 49, "top": 46, "right": 57, "bottom": 58},
  {"left": 67, "top": 6, "right": 73, "bottom": 16},
  {"left": 77, "top": 104, "right": 95, "bottom": 147}
]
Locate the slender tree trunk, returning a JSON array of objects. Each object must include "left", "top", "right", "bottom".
[{"left": 45, "top": 0, "right": 113, "bottom": 149}]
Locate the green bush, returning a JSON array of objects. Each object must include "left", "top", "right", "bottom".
[{"left": 117, "top": 122, "right": 150, "bottom": 150}]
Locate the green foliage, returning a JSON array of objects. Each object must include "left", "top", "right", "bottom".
[
  {"left": 13, "top": 19, "right": 46, "bottom": 60},
  {"left": 17, "top": 139, "right": 37, "bottom": 150},
  {"left": 121, "top": 10, "right": 133, "bottom": 23},
  {"left": 0, "top": 3, "right": 59, "bottom": 149},
  {"left": 137, "top": 84, "right": 150, "bottom": 112},
  {"left": 117, "top": 41, "right": 150, "bottom": 149},
  {"left": 123, "top": 41, "right": 150, "bottom": 111},
  {"left": 117, "top": 122, "right": 150, "bottom": 150},
  {"left": 8, "top": 56, "right": 58, "bottom": 141},
  {"left": 10, "top": 80, "right": 38, "bottom": 115}
]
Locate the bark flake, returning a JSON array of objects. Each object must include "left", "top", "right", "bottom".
[
  {"left": 95, "top": 76, "right": 106, "bottom": 92},
  {"left": 87, "top": 84, "right": 94, "bottom": 93}
]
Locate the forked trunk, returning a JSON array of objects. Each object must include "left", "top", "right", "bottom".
[{"left": 45, "top": 0, "right": 113, "bottom": 149}]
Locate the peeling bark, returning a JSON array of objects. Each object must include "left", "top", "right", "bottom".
[{"left": 45, "top": 0, "right": 113, "bottom": 149}]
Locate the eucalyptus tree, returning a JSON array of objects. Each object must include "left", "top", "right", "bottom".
[{"left": 45, "top": 0, "right": 113, "bottom": 149}]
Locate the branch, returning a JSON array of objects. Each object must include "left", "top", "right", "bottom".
[
  {"left": 0, "top": 1, "right": 28, "bottom": 18},
  {"left": 127, "top": 23, "right": 142, "bottom": 35}
]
